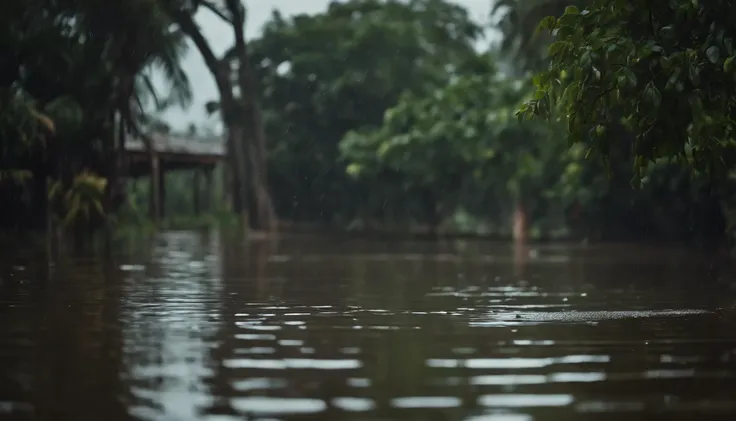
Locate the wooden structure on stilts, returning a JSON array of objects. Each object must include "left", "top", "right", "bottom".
[{"left": 124, "top": 133, "right": 226, "bottom": 221}]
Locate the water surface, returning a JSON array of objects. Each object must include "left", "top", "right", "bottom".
[{"left": 1, "top": 231, "right": 736, "bottom": 420}]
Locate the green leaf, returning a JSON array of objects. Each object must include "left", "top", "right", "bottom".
[
  {"left": 580, "top": 51, "right": 592, "bottom": 68},
  {"left": 538, "top": 16, "right": 556, "bottom": 31},
  {"left": 724, "top": 56, "right": 735, "bottom": 72},
  {"left": 689, "top": 65, "right": 700, "bottom": 86},
  {"left": 646, "top": 84, "right": 662, "bottom": 109},
  {"left": 706, "top": 46, "right": 720, "bottom": 63},
  {"left": 547, "top": 41, "right": 567, "bottom": 56},
  {"left": 659, "top": 25, "right": 675, "bottom": 38},
  {"left": 93, "top": 200, "right": 104, "bottom": 216},
  {"left": 690, "top": 95, "right": 704, "bottom": 117},
  {"left": 532, "top": 73, "right": 543, "bottom": 86},
  {"left": 564, "top": 6, "right": 580, "bottom": 15},
  {"left": 516, "top": 110, "right": 525, "bottom": 123},
  {"left": 346, "top": 163, "right": 362, "bottom": 177},
  {"left": 624, "top": 68, "right": 637, "bottom": 87}
]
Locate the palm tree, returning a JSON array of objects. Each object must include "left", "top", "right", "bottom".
[
  {"left": 78, "top": 0, "right": 193, "bottom": 201},
  {"left": 1, "top": 0, "right": 193, "bottom": 230},
  {"left": 491, "top": 0, "right": 587, "bottom": 73}
]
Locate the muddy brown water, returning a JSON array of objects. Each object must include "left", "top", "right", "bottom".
[{"left": 1, "top": 231, "right": 736, "bottom": 421}]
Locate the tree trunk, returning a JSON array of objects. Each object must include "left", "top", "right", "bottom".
[
  {"left": 512, "top": 200, "right": 527, "bottom": 242},
  {"left": 226, "top": 132, "right": 243, "bottom": 214},
  {"left": 421, "top": 189, "right": 440, "bottom": 234},
  {"left": 149, "top": 153, "right": 160, "bottom": 221},
  {"left": 243, "top": 119, "right": 276, "bottom": 230},
  {"left": 229, "top": 0, "right": 277, "bottom": 231},
  {"left": 226, "top": 119, "right": 249, "bottom": 222},
  {"left": 174, "top": 7, "right": 276, "bottom": 231},
  {"left": 173, "top": 10, "right": 249, "bottom": 225}
]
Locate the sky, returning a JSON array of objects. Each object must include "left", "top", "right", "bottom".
[{"left": 159, "top": 0, "right": 494, "bottom": 132}]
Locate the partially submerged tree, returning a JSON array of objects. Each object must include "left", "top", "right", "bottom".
[{"left": 169, "top": 0, "right": 276, "bottom": 231}]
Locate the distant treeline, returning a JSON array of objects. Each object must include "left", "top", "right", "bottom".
[{"left": 2, "top": 0, "right": 733, "bottom": 248}]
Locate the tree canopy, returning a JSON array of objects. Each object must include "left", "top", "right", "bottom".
[
  {"left": 340, "top": 67, "right": 581, "bottom": 225},
  {"left": 249, "top": 0, "right": 488, "bottom": 222}
]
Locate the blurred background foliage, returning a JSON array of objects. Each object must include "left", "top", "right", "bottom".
[{"left": 1, "top": 0, "right": 732, "bottom": 247}]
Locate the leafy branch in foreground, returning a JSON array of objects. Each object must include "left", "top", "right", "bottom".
[{"left": 518, "top": 1, "right": 736, "bottom": 181}]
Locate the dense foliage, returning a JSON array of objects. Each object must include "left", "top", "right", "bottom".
[
  {"left": 249, "top": 0, "right": 488, "bottom": 223},
  {"left": 1, "top": 0, "right": 190, "bottom": 232},
  {"left": 490, "top": 0, "right": 731, "bottom": 243},
  {"left": 339, "top": 69, "right": 585, "bottom": 233},
  {"left": 520, "top": 1, "right": 736, "bottom": 180}
]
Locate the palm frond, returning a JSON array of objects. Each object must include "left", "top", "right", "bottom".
[
  {"left": 149, "top": 27, "right": 192, "bottom": 109},
  {"left": 134, "top": 72, "right": 164, "bottom": 110}
]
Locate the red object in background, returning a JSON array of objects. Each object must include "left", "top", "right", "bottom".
[{"left": 570, "top": 202, "right": 581, "bottom": 219}]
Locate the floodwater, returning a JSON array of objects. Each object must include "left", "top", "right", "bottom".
[{"left": 1, "top": 231, "right": 736, "bottom": 421}]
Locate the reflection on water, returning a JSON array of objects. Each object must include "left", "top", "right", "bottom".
[
  {"left": 1, "top": 232, "right": 736, "bottom": 420},
  {"left": 122, "top": 232, "right": 223, "bottom": 421}
]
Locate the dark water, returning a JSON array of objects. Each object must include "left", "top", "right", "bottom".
[{"left": 2, "top": 231, "right": 736, "bottom": 421}]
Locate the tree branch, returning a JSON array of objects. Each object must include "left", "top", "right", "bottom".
[
  {"left": 173, "top": 10, "right": 220, "bottom": 72},
  {"left": 222, "top": 46, "right": 238, "bottom": 61},
  {"left": 173, "top": 9, "right": 232, "bottom": 95},
  {"left": 224, "top": 0, "right": 246, "bottom": 37},
  {"left": 224, "top": 0, "right": 252, "bottom": 101},
  {"left": 200, "top": 0, "right": 233, "bottom": 24}
]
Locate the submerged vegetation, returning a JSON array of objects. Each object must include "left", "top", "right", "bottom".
[{"left": 2, "top": 0, "right": 736, "bottom": 247}]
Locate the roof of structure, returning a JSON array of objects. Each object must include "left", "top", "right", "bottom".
[{"left": 125, "top": 133, "right": 226, "bottom": 157}]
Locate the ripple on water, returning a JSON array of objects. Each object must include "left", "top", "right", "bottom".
[
  {"left": 223, "top": 358, "right": 362, "bottom": 370},
  {"left": 332, "top": 397, "right": 376, "bottom": 412},
  {"left": 427, "top": 355, "right": 610, "bottom": 369},
  {"left": 230, "top": 378, "right": 288, "bottom": 392},
  {"left": 392, "top": 396, "right": 463, "bottom": 408},
  {"left": 463, "top": 415, "right": 533, "bottom": 421},
  {"left": 234, "top": 334, "right": 276, "bottom": 340},
  {"left": 478, "top": 394, "right": 575, "bottom": 407},
  {"left": 231, "top": 397, "right": 327, "bottom": 414},
  {"left": 3, "top": 235, "right": 736, "bottom": 421},
  {"left": 470, "top": 372, "right": 606, "bottom": 385}
]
